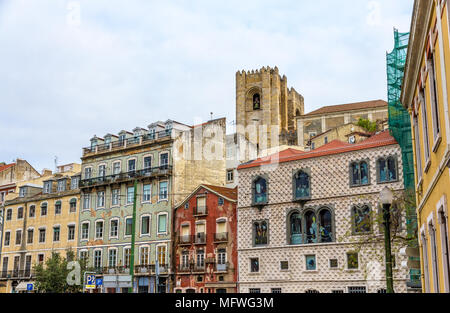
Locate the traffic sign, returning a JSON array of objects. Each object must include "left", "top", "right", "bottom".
[
  {"left": 27, "top": 284, "right": 33, "bottom": 291},
  {"left": 85, "top": 274, "right": 96, "bottom": 289},
  {"left": 96, "top": 278, "right": 103, "bottom": 286}
]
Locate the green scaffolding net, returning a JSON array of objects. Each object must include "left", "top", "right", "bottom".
[{"left": 386, "top": 29, "right": 421, "bottom": 288}]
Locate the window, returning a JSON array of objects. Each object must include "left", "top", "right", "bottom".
[
  {"left": 95, "top": 221, "right": 104, "bottom": 239},
  {"left": 124, "top": 248, "right": 131, "bottom": 268},
  {"left": 27, "top": 229, "right": 33, "bottom": 244},
  {"left": 271, "top": 288, "right": 282, "bottom": 294},
  {"left": 108, "top": 249, "right": 117, "bottom": 267},
  {"left": 128, "top": 159, "right": 136, "bottom": 172},
  {"left": 420, "top": 88, "right": 431, "bottom": 163},
  {"left": 41, "top": 203, "right": 47, "bottom": 216},
  {"left": 57, "top": 179, "right": 66, "bottom": 192},
  {"left": 332, "top": 290, "right": 344, "bottom": 294},
  {"left": 158, "top": 214, "right": 167, "bottom": 234},
  {"left": 97, "top": 191, "right": 105, "bottom": 208},
  {"left": 305, "top": 255, "right": 316, "bottom": 271},
  {"left": 15, "top": 230, "right": 22, "bottom": 245},
  {"left": 127, "top": 186, "right": 134, "bottom": 204},
  {"left": 160, "top": 153, "right": 169, "bottom": 168},
  {"left": 55, "top": 201, "right": 62, "bottom": 215},
  {"left": 17, "top": 207, "right": 24, "bottom": 219},
  {"left": 217, "top": 249, "right": 226, "bottom": 268},
  {"left": 80, "top": 251, "right": 89, "bottom": 264},
  {"left": 94, "top": 250, "right": 102, "bottom": 269},
  {"left": 289, "top": 211, "right": 303, "bottom": 244},
  {"left": 159, "top": 181, "right": 168, "bottom": 200},
  {"left": 249, "top": 288, "right": 261, "bottom": 293},
  {"left": 143, "top": 184, "right": 151, "bottom": 202},
  {"left": 157, "top": 245, "right": 167, "bottom": 265},
  {"left": 84, "top": 167, "right": 92, "bottom": 179},
  {"left": 377, "top": 156, "right": 397, "bottom": 183},
  {"left": 140, "top": 246, "right": 149, "bottom": 265},
  {"left": 305, "top": 211, "right": 317, "bottom": 243},
  {"left": 280, "top": 261, "right": 289, "bottom": 270},
  {"left": 112, "top": 189, "right": 120, "bottom": 206},
  {"left": 421, "top": 232, "right": 431, "bottom": 292},
  {"left": 218, "top": 197, "right": 224, "bottom": 206},
  {"left": 4, "top": 231, "right": 10, "bottom": 246},
  {"left": 119, "top": 134, "right": 126, "bottom": 143},
  {"left": 68, "top": 225, "right": 75, "bottom": 241},
  {"left": 29, "top": 205, "right": 35, "bottom": 218},
  {"left": 83, "top": 194, "right": 90, "bottom": 210},
  {"left": 350, "top": 161, "right": 369, "bottom": 186},
  {"left": 39, "top": 228, "right": 46, "bottom": 243},
  {"left": 427, "top": 52, "right": 441, "bottom": 142},
  {"left": 413, "top": 113, "right": 423, "bottom": 177},
  {"left": 324, "top": 137, "right": 328, "bottom": 144},
  {"left": 43, "top": 182, "right": 51, "bottom": 194},
  {"left": 196, "top": 250, "right": 205, "bottom": 268},
  {"left": 110, "top": 219, "right": 118, "bottom": 238},
  {"left": 81, "top": 223, "right": 89, "bottom": 240},
  {"left": 253, "top": 221, "right": 268, "bottom": 246},
  {"left": 125, "top": 218, "right": 133, "bottom": 236},
  {"left": 348, "top": 286, "right": 366, "bottom": 293},
  {"left": 226, "top": 170, "right": 234, "bottom": 182},
  {"left": 53, "top": 226, "right": 60, "bottom": 242},
  {"left": 330, "top": 259, "right": 338, "bottom": 268},
  {"left": 113, "top": 162, "right": 121, "bottom": 175},
  {"left": 253, "top": 177, "right": 267, "bottom": 205},
  {"left": 319, "top": 209, "right": 333, "bottom": 242},
  {"left": 250, "top": 258, "right": 259, "bottom": 273},
  {"left": 377, "top": 289, "right": 387, "bottom": 294},
  {"left": 141, "top": 216, "right": 150, "bottom": 235},
  {"left": 6, "top": 209, "right": 12, "bottom": 221},
  {"left": 429, "top": 221, "right": 440, "bottom": 292},
  {"left": 438, "top": 207, "right": 450, "bottom": 290},
  {"left": 69, "top": 199, "right": 77, "bottom": 213},
  {"left": 294, "top": 170, "right": 310, "bottom": 199},
  {"left": 352, "top": 205, "right": 371, "bottom": 234},
  {"left": 181, "top": 251, "right": 189, "bottom": 268},
  {"left": 253, "top": 93, "right": 261, "bottom": 110},
  {"left": 98, "top": 165, "right": 106, "bottom": 177},
  {"left": 144, "top": 156, "right": 152, "bottom": 169},
  {"left": 347, "top": 252, "right": 359, "bottom": 269},
  {"left": 2, "top": 257, "right": 8, "bottom": 277},
  {"left": 71, "top": 176, "right": 80, "bottom": 190}
]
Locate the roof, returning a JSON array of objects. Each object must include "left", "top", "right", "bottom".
[
  {"left": 304, "top": 100, "right": 388, "bottom": 117},
  {"left": 238, "top": 130, "right": 397, "bottom": 170},
  {"left": 0, "top": 163, "right": 15, "bottom": 173},
  {"left": 175, "top": 184, "right": 237, "bottom": 209}
]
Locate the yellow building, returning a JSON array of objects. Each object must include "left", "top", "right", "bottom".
[
  {"left": 402, "top": 0, "right": 450, "bottom": 293},
  {"left": 0, "top": 163, "right": 81, "bottom": 293}
]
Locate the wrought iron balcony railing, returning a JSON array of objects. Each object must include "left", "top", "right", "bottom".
[
  {"left": 214, "top": 232, "right": 228, "bottom": 242},
  {"left": 193, "top": 206, "right": 208, "bottom": 216},
  {"left": 179, "top": 235, "right": 193, "bottom": 245},
  {"left": 194, "top": 233, "right": 206, "bottom": 244},
  {"left": 0, "top": 269, "right": 35, "bottom": 279},
  {"left": 214, "top": 262, "right": 229, "bottom": 272}
]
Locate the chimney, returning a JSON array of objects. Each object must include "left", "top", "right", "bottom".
[{"left": 42, "top": 169, "right": 53, "bottom": 177}]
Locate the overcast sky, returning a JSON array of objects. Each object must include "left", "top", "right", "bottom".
[{"left": 0, "top": 0, "right": 413, "bottom": 172}]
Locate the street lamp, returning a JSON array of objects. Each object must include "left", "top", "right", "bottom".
[{"left": 379, "top": 187, "right": 394, "bottom": 293}]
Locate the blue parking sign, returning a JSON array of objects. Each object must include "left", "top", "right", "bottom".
[
  {"left": 96, "top": 278, "right": 103, "bottom": 286},
  {"left": 85, "top": 274, "right": 96, "bottom": 289},
  {"left": 27, "top": 284, "right": 33, "bottom": 291}
]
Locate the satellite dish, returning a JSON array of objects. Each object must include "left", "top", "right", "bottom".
[{"left": 349, "top": 136, "right": 356, "bottom": 144}]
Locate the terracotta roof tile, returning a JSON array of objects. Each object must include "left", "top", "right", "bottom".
[
  {"left": 202, "top": 184, "right": 237, "bottom": 201},
  {"left": 0, "top": 163, "right": 15, "bottom": 173},
  {"left": 304, "top": 100, "right": 387, "bottom": 116}
]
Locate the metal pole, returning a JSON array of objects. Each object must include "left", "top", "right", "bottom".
[
  {"left": 129, "top": 179, "right": 138, "bottom": 293},
  {"left": 383, "top": 203, "right": 394, "bottom": 293}
]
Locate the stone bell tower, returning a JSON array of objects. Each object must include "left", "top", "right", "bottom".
[{"left": 235, "top": 66, "right": 304, "bottom": 156}]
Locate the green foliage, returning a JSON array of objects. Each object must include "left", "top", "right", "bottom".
[
  {"left": 357, "top": 118, "right": 377, "bottom": 133},
  {"left": 33, "top": 250, "right": 87, "bottom": 293}
]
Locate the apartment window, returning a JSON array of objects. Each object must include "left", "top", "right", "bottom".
[
  {"left": 112, "top": 189, "right": 120, "bottom": 206},
  {"left": 113, "top": 162, "right": 121, "bottom": 175},
  {"left": 128, "top": 159, "right": 136, "bottom": 172},
  {"left": 55, "top": 201, "right": 62, "bottom": 215},
  {"left": 68, "top": 225, "right": 75, "bottom": 241},
  {"left": 69, "top": 199, "right": 77, "bottom": 213},
  {"left": 57, "top": 179, "right": 66, "bottom": 192},
  {"left": 420, "top": 88, "right": 431, "bottom": 163},
  {"left": 108, "top": 249, "right": 117, "bottom": 267},
  {"left": 377, "top": 289, "right": 387, "bottom": 294},
  {"left": 141, "top": 216, "right": 150, "bottom": 235},
  {"left": 27, "top": 229, "right": 33, "bottom": 244},
  {"left": 15, "top": 230, "right": 22, "bottom": 245},
  {"left": 217, "top": 249, "right": 226, "bottom": 267},
  {"left": 324, "top": 137, "right": 328, "bottom": 144},
  {"left": 438, "top": 208, "right": 450, "bottom": 291},
  {"left": 127, "top": 187, "right": 134, "bottom": 204},
  {"left": 271, "top": 288, "right": 282, "bottom": 294},
  {"left": 53, "top": 226, "right": 60, "bottom": 242},
  {"left": 413, "top": 113, "right": 423, "bottom": 177},
  {"left": 427, "top": 52, "right": 441, "bottom": 142},
  {"left": 196, "top": 250, "right": 205, "bottom": 267},
  {"left": 305, "top": 255, "right": 316, "bottom": 271},
  {"left": 348, "top": 286, "right": 366, "bottom": 293},
  {"left": 110, "top": 219, "right": 119, "bottom": 238},
  {"left": 98, "top": 165, "right": 106, "bottom": 177},
  {"left": 19, "top": 187, "right": 26, "bottom": 197},
  {"left": 4, "top": 231, "right": 10, "bottom": 246},
  {"left": 159, "top": 181, "right": 168, "bottom": 200},
  {"left": 352, "top": 205, "right": 371, "bottom": 234},
  {"left": 294, "top": 170, "right": 311, "bottom": 199},
  {"left": 157, "top": 245, "right": 167, "bottom": 265},
  {"left": 81, "top": 223, "right": 89, "bottom": 240},
  {"left": 97, "top": 191, "right": 105, "bottom": 208},
  {"left": 124, "top": 248, "right": 131, "bottom": 268},
  {"left": 79, "top": 251, "right": 88, "bottom": 264},
  {"left": 94, "top": 250, "right": 102, "bottom": 269},
  {"left": 226, "top": 170, "right": 234, "bottom": 182},
  {"left": 250, "top": 258, "right": 259, "bottom": 273},
  {"left": 84, "top": 167, "right": 92, "bottom": 179},
  {"left": 83, "top": 194, "right": 90, "bottom": 210},
  {"left": 37, "top": 254, "right": 44, "bottom": 265},
  {"left": 140, "top": 246, "right": 149, "bottom": 265},
  {"left": 350, "top": 161, "right": 369, "bottom": 186},
  {"left": 95, "top": 221, "right": 104, "bottom": 239},
  {"left": 13, "top": 256, "right": 20, "bottom": 274},
  {"left": 280, "top": 261, "right": 289, "bottom": 270},
  {"left": 160, "top": 153, "right": 169, "bottom": 168},
  {"left": 41, "top": 203, "right": 47, "bottom": 216},
  {"left": 158, "top": 214, "right": 167, "bottom": 234},
  {"left": 181, "top": 251, "right": 189, "bottom": 268},
  {"left": 249, "top": 288, "right": 261, "bottom": 294},
  {"left": 125, "top": 218, "right": 133, "bottom": 236},
  {"left": 29, "top": 205, "right": 35, "bottom": 218},
  {"left": 17, "top": 207, "right": 24, "bottom": 219},
  {"left": 253, "top": 220, "right": 268, "bottom": 246},
  {"left": 143, "top": 184, "right": 151, "bottom": 202},
  {"left": 2, "top": 257, "right": 8, "bottom": 276},
  {"left": 43, "top": 182, "right": 51, "bottom": 194},
  {"left": 421, "top": 232, "right": 431, "bottom": 292},
  {"left": 347, "top": 252, "right": 359, "bottom": 269},
  {"left": 71, "top": 176, "right": 79, "bottom": 190},
  {"left": 377, "top": 156, "right": 398, "bottom": 183},
  {"left": 252, "top": 176, "right": 268, "bottom": 205},
  {"left": 144, "top": 156, "right": 152, "bottom": 169},
  {"left": 429, "top": 222, "right": 440, "bottom": 292},
  {"left": 6, "top": 208, "right": 12, "bottom": 221},
  {"left": 332, "top": 290, "right": 344, "bottom": 294},
  {"left": 39, "top": 228, "right": 46, "bottom": 243}
]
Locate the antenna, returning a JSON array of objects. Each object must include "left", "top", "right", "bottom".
[
  {"left": 54, "top": 156, "right": 58, "bottom": 173},
  {"left": 210, "top": 112, "right": 213, "bottom": 121}
]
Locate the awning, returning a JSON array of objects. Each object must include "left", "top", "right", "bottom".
[{"left": 15, "top": 281, "right": 34, "bottom": 291}]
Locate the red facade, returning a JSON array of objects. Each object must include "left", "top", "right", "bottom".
[{"left": 173, "top": 185, "right": 237, "bottom": 293}]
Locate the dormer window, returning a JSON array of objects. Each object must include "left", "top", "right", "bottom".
[
  {"left": 104, "top": 136, "right": 111, "bottom": 145},
  {"left": 57, "top": 180, "right": 66, "bottom": 192},
  {"left": 44, "top": 182, "right": 52, "bottom": 194},
  {"left": 119, "top": 134, "right": 126, "bottom": 143},
  {"left": 149, "top": 127, "right": 156, "bottom": 139},
  {"left": 91, "top": 139, "right": 97, "bottom": 150},
  {"left": 293, "top": 170, "right": 311, "bottom": 200},
  {"left": 19, "top": 187, "right": 27, "bottom": 197}
]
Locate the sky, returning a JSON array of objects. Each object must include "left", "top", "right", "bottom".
[{"left": 0, "top": 0, "right": 414, "bottom": 172}]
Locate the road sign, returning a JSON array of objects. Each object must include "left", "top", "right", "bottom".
[
  {"left": 27, "top": 284, "right": 33, "bottom": 291},
  {"left": 85, "top": 274, "right": 96, "bottom": 289},
  {"left": 96, "top": 278, "right": 103, "bottom": 286}
]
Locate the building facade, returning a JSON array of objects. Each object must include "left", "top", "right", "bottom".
[
  {"left": 0, "top": 163, "right": 81, "bottom": 293},
  {"left": 401, "top": 0, "right": 450, "bottom": 293},
  {"left": 237, "top": 131, "right": 409, "bottom": 293},
  {"left": 0, "top": 160, "right": 41, "bottom": 205},
  {"left": 78, "top": 119, "right": 226, "bottom": 293},
  {"left": 173, "top": 184, "right": 237, "bottom": 293}
]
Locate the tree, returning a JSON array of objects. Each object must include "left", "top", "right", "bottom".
[
  {"left": 34, "top": 250, "right": 87, "bottom": 293},
  {"left": 357, "top": 118, "right": 378, "bottom": 133}
]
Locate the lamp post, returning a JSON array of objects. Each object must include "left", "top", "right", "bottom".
[{"left": 379, "top": 187, "right": 394, "bottom": 293}]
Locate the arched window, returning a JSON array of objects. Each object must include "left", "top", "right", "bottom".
[
  {"left": 253, "top": 93, "right": 261, "bottom": 110},
  {"left": 253, "top": 177, "right": 267, "bottom": 205},
  {"left": 377, "top": 156, "right": 397, "bottom": 183},
  {"left": 253, "top": 221, "right": 268, "bottom": 246},
  {"left": 319, "top": 209, "right": 333, "bottom": 242},
  {"left": 351, "top": 161, "right": 369, "bottom": 186},
  {"left": 304, "top": 211, "right": 317, "bottom": 243},
  {"left": 352, "top": 205, "right": 371, "bottom": 234},
  {"left": 387, "top": 157, "right": 397, "bottom": 181},
  {"left": 289, "top": 212, "right": 303, "bottom": 244},
  {"left": 294, "top": 170, "right": 310, "bottom": 199}
]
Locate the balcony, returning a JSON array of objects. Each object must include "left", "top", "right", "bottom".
[
  {"left": 99, "top": 266, "right": 130, "bottom": 275},
  {"left": 214, "top": 232, "right": 228, "bottom": 243},
  {"left": 0, "top": 270, "right": 35, "bottom": 280},
  {"left": 194, "top": 233, "right": 206, "bottom": 245},
  {"left": 178, "top": 235, "right": 193, "bottom": 246},
  {"left": 214, "top": 262, "right": 229, "bottom": 273},
  {"left": 178, "top": 264, "right": 192, "bottom": 273},
  {"left": 193, "top": 206, "right": 208, "bottom": 217},
  {"left": 79, "top": 165, "right": 173, "bottom": 188},
  {"left": 134, "top": 265, "right": 153, "bottom": 275},
  {"left": 193, "top": 264, "right": 205, "bottom": 272}
]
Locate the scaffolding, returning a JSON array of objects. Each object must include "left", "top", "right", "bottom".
[{"left": 386, "top": 29, "right": 421, "bottom": 289}]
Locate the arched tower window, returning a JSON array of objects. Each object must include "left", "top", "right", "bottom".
[
  {"left": 304, "top": 211, "right": 317, "bottom": 243},
  {"left": 253, "top": 176, "right": 267, "bottom": 205},
  {"left": 253, "top": 221, "right": 268, "bottom": 246},
  {"left": 253, "top": 93, "right": 261, "bottom": 110},
  {"left": 294, "top": 170, "right": 310, "bottom": 200},
  {"left": 319, "top": 209, "right": 333, "bottom": 242},
  {"left": 289, "top": 212, "right": 303, "bottom": 244}
]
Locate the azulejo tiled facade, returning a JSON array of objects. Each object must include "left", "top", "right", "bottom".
[{"left": 237, "top": 131, "right": 409, "bottom": 293}]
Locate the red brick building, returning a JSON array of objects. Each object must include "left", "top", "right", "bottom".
[{"left": 173, "top": 184, "right": 237, "bottom": 293}]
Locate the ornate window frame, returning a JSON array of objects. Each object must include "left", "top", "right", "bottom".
[
  {"left": 292, "top": 168, "right": 312, "bottom": 202},
  {"left": 376, "top": 155, "right": 400, "bottom": 184},
  {"left": 349, "top": 158, "right": 371, "bottom": 187},
  {"left": 251, "top": 174, "right": 269, "bottom": 207},
  {"left": 252, "top": 219, "right": 269, "bottom": 247},
  {"left": 351, "top": 204, "right": 373, "bottom": 235}
]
